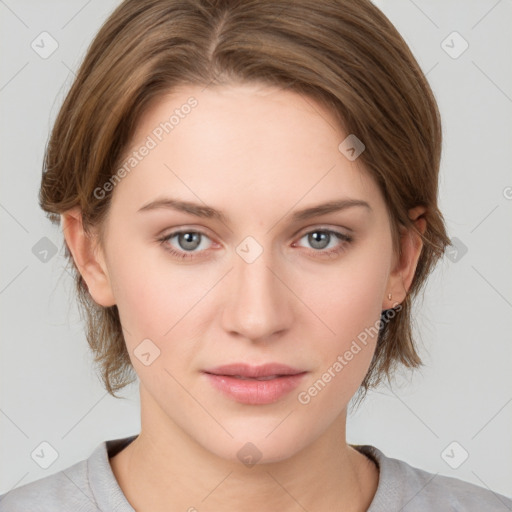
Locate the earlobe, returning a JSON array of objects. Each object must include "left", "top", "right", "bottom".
[
  {"left": 61, "top": 207, "right": 116, "bottom": 307},
  {"left": 383, "top": 206, "right": 427, "bottom": 309}
]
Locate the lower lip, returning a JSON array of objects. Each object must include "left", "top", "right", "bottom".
[{"left": 204, "top": 372, "right": 307, "bottom": 405}]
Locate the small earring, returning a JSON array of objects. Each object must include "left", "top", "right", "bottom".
[{"left": 387, "top": 293, "right": 392, "bottom": 300}]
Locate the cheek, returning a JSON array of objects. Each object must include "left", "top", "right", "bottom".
[
  {"left": 107, "top": 244, "right": 215, "bottom": 366},
  {"left": 104, "top": 239, "right": 171, "bottom": 345},
  {"left": 301, "top": 244, "right": 390, "bottom": 345},
  {"left": 295, "top": 245, "right": 390, "bottom": 394},
  {"left": 296, "top": 298, "right": 382, "bottom": 421}
]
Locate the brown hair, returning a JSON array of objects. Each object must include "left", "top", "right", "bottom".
[{"left": 39, "top": 0, "right": 451, "bottom": 400}]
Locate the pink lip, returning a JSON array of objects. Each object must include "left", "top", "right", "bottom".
[{"left": 203, "top": 363, "right": 308, "bottom": 405}]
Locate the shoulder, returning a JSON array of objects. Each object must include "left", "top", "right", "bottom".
[
  {"left": 0, "top": 458, "right": 94, "bottom": 511},
  {"left": 0, "top": 436, "right": 137, "bottom": 512},
  {"left": 353, "top": 444, "right": 512, "bottom": 512}
]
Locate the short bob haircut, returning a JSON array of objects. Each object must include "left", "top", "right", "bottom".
[{"left": 39, "top": 0, "right": 451, "bottom": 400}]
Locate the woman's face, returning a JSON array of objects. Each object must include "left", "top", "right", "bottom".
[{"left": 92, "top": 83, "right": 401, "bottom": 462}]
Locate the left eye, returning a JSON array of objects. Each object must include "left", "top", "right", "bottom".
[
  {"left": 295, "top": 229, "right": 352, "bottom": 252},
  {"left": 160, "top": 231, "right": 211, "bottom": 255}
]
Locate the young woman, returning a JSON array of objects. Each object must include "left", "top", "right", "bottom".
[{"left": 1, "top": 0, "right": 510, "bottom": 510}]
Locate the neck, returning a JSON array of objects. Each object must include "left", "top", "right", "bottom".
[{"left": 110, "top": 389, "right": 379, "bottom": 512}]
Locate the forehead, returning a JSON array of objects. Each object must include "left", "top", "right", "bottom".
[{"left": 110, "top": 83, "right": 384, "bottom": 219}]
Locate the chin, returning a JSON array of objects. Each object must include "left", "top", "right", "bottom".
[{"left": 196, "top": 422, "right": 316, "bottom": 466}]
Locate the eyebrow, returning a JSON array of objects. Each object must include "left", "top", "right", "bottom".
[{"left": 137, "top": 197, "right": 372, "bottom": 224}]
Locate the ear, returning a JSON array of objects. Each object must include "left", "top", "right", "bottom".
[
  {"left": 383, "top": 205, "right": 427, "bottom": 310},
  {"left": 61, "top": 207, "right": 116, "bottom": 307}
]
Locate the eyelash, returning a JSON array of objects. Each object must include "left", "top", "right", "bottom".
[{"left": 157, "top": 227, "right": 353, "bottom": 261}]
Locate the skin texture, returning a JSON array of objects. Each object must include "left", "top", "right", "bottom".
[{"left": 62, "top": 83, "right": 426, "bottom": 512}]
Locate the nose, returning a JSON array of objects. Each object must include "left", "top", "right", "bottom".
[{"left": 221, "top": 245, "right": 293, "bottom": 343}]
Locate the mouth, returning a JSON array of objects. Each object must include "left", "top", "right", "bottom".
[
  {"left": 224, "top": 374, "right": 284, "bottom": 381},
  {"left": 203, "top": 362, "right": 305, "bottom": 379},
  {"left": 202, "top": 363, "right": 308, "bottom": 405}
]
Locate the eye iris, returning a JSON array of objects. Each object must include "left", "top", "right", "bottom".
[
  {"left": 179, "top": 232, "right": 201, "bottom": 251},
  {"left": 309, "top": 231, "right": 329, "bottom": 250}
]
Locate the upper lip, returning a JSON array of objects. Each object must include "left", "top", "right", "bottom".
[{"left": 203, "top": 363, "right": 306, "bottom": 378}]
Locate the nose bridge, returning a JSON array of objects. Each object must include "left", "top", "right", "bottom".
[{"left": 221, "top": 241, "right": 291, "bottom": 341}]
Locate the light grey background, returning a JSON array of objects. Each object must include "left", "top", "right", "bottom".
[{"left": 1, "top": 0, "right": 511, "bottom": 500}]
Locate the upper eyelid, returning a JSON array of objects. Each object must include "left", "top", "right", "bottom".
[
  {"left": 163, "top": 225, "right": 350, "bottom": 237},
  {"left": 293, "top": 225, "right": 352, "bottom": 238}
]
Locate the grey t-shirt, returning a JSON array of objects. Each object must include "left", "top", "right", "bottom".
[{"left": 0, "top": 435, "right": 510, "bottom": 511}]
